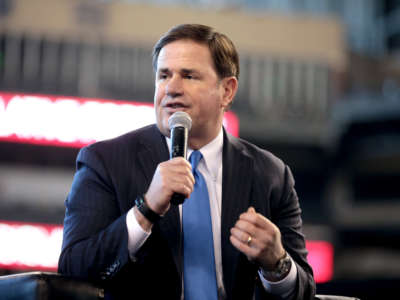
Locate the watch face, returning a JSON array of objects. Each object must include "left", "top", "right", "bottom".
[
  {"left": 276, "top": 255, "right": 291, "bottom": 276},
  {"left": 262, "top": 252, "right": 291, "bottom": 281},
  {"left": 279, "top": 258, "right": 290, "bottom": 271},
  {"left": 136, "top": 197, "right": 144, "bottom": 207}
]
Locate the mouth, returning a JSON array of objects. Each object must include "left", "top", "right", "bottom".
[{"left": 163, "top": 102, "right": 188, "bottom": 112}]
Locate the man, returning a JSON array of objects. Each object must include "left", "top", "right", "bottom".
[{"left": 58, "top": 24, "right": 315, "bottom": 299}]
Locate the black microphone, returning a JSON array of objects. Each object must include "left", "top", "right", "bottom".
[{"left": 168, "top": 111, "right": 192, "bottom": 205}]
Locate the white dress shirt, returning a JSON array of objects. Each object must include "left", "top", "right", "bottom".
[{"left": 126, "top": 128, "right": 297, "bottom": 299}]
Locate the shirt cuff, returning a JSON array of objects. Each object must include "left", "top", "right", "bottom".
[
  {"left": 259, "top": 255, "right": 298, "bottom": 297},
  {"left": 126, "top": 208, "right": 151, "bottom": 260}
]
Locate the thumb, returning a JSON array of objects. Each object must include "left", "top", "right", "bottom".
[{"left": 247, "top": 206, "right": 256, "bottom": 213}]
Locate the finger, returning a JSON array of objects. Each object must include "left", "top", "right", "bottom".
[
  {"left": 149, "top": 163, "right": 193, "bottom": 198},
  {"left": 237, "top": 218, "right": 282, "bottom": 256},
  {"left": 169, "top": 157, "right": 193, "bottom": 169},
  {"left": 169, "top": 176, "right": 195, "bottom": 197},
  {"left": 233, "top": 219, "right": 257, "bottom": 238},
  {"left": 230, "top": 234, "right": 249, "bottom": 252},
  {"left": 171, "top": 160, "right": 195, "bottom": 185},
  {"left": 230, "top": 227, "right": 252, "bottom": 245},
  {"left": 160, "top": 160, "right": 195, "bottom": 187},
  {"left": 248, "top": 206, "right": 256, "bottom": 213},
  {"left": 229, "top": 234, "right": 258, "bottom": 258},
  {"left": 231, "top": 226, "right": 264, "bottom": 249},
  {"left": 170, "top": 169, "right": 195, "bottom": 187},
  {"left": 187, "top": 171, "right": 195, "bottom": 186},
  {"left": 240, "top": 211, "right": 274, "bottom": 231},
  {"left": 170, "top": 182, "right": 191, "bottom": 198},
  {"left": 232, "top": 221, "right": 267, "bottom": 249}
]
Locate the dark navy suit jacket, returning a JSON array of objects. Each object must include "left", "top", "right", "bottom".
[{"left": 58, "top": 124, "right": 315, "bottom": 300}]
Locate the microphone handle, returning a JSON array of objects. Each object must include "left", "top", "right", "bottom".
[
  {"left": 170, "top": 126, "right": 188, "bottom": 205},
  {"left": 170, "top": 193, "right": 186, "bottom": 205}
]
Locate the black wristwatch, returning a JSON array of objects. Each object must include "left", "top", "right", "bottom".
[{"left": 135, "top": 195, "right": 162, "bottom": 223}]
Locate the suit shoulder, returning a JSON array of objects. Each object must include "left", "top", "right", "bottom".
[
  {"left": 229, "top": 134, "right": 285, "bottom": 171},
  {"left": 76, "top": 124, "right": 162, "bottom": 165},
  {"left": 84, "top": 124, "right": 159, "bottom": 153}
]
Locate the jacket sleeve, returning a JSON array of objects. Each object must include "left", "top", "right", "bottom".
[
  {"left": 272, "top": 165, "right": 316, "bottom": 300},
  {"left": 58, "top": 146, "right": 131, "bottom": 281}
]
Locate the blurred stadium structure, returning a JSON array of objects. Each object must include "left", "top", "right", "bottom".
[{"left": 0, "top": 0, "right": 400, "bottom": 299}]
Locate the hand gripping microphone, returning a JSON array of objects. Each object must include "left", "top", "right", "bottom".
[{"left": 168, "top": 111, "right": 192, "bottom": 205}]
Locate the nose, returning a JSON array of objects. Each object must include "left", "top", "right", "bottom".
[{"left": 165, "top": 74, "right": 183, "bottom": 98}]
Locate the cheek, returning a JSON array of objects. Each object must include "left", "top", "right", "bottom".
[
  {"left": 154, "top": 85, "right": 162, "bottom": 104},
  {"left": 155, "top": 107, "right": 169, "bottom": 137},
  {"left": 155, "top": 102, "right": 166, "bottom": 124},
  {"left": 201, "top": 93, "right": 222, "bottom": 113}
]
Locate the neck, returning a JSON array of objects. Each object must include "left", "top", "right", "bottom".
[{"left": 188, "top": 126, "right": 222, "bottom": 150}]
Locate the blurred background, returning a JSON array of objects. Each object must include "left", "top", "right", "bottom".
[{"left": 0, "top": 0, "right": 400, "bottom": 299}]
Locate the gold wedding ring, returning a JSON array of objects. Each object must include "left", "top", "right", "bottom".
[{"left": 247, "top": 235, "right": 252, "bottom": 245}]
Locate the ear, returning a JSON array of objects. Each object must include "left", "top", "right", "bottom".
[{"left": 220, "top": 76, "right": 238, "bottom": 110}]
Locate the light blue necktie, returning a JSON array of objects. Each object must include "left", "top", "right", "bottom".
[{"left": 183, "top": 150, "right": 218, "bottom": 300}]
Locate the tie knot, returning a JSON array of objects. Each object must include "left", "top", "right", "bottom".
[{"left": 189, "top": 150, "right": 203, "bottom": 170}]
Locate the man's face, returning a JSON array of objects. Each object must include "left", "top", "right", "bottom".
[{"left": 154, "top": 40, "right": 232, "bottom": 148}]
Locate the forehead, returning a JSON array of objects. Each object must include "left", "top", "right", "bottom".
[{"left": 157, "top": 40, "right": 215, "bottom": 71}]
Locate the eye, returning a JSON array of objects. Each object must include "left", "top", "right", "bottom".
[{"left": 158, "top": 73, "right": 168, "bottom": 80}]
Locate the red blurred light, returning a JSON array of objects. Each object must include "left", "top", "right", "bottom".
[
  {"left": 0, "top": 221, "right": 62, "bottom": 271},
  {"left": 306, "top": 240, "right": 334, "bottom": 283},
  {"left": 0, "top": 92, "right": 240, "bottom": 148},
  {"left": 0, "top": 220, "right": 333, "bottom": 283}
]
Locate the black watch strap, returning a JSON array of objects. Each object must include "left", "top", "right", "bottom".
[{"left": 135, "top": 195, "right": 162, "bottom": 223}]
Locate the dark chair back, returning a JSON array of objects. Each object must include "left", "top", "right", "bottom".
[
  {"left": 0, "top": 272, "right": 103, "bottom": 300},
  {"left": 0, "top": 271, "right": 361, "bottom": 300},
  {"left": 315, "top": 295, "right": 360, "bottom": 300}
]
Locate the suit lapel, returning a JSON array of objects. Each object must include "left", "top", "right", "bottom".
[
  {"left": 221, "top": 131, "right": 254, "bottom": 298},
  {"left": 136, "top": 125, "right": 182, "bottom": 275},
  {"left": 136, "top": 125, "right": 169, "bottom": 184}
]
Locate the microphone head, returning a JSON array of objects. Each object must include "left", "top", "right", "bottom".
[{"left": 168, "top": 111, "right": 192, "bottom": 131}]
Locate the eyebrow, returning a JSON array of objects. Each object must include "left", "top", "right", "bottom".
[
  {"left": 181, "top": 68, "right": 197, "bottom": 75},
  {"left": 157, "top": 68, "right": 198, "bottom": 74},
  {"left": 157, "top": 68, "right": 170, "bottom": 74}
]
